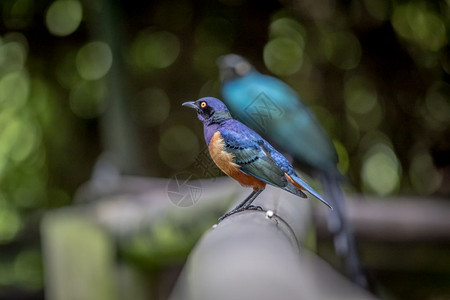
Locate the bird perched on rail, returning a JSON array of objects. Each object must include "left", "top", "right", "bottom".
[
  {"left": 182, "top": 97, "right": 331, "bottom": 221},
  {"left": 217, "top": 54, "right": 367, "bottom": 287}
]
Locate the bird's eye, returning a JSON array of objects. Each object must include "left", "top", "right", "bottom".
[{"left": 200, "top": 101, "right": 207, "bottom": 108}]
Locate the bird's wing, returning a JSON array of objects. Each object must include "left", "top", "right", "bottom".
[{"left": 219, "top": 129, "right": 287, "bottom": 188}]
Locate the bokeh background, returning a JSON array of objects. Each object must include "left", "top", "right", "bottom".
[{"left": 0, "top": 0, "right": 449, "bottom": 299}]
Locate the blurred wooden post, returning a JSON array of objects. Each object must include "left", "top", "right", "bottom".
[
  {"left": 170, "top": 187, "right": 376, "bottom": 300},
  {"left": 41, "top": 211, "right": 119, "bottom": 300},
  {"left": 315, "top": 195, "right": 450, "bottom": 242}
]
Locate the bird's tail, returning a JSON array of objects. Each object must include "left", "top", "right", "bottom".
[
  {"left": 320, "top": 173, "right": 368, "bottom": 288},
  {"left": 286, "top": 173, "right": 332, "bottom": 209}
]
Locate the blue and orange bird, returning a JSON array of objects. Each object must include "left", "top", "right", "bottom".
[
  {"left": 182, "top": 97, "right": 331, "bottom": 221},
  {"left": 217, "top": 54, "right": 367, "bottom": 287}
]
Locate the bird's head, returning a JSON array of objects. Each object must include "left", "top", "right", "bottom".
[
  {"left": 182, "top": 97, "right": 233, "bottom": 125},
  {"left": 217, "top": 54, "right": 254, "bottom": 83}
]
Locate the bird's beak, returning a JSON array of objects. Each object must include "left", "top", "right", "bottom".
[
  {"left": 216, "top": 54, "right": 243, "bottom": 69},
  {"left": 217, "top": 55, "right": 235, "bottom": 82},
  {"left": 216, "top": 55, "right": 227, "bottom": 68},
  {"left": 182, "top": 101, "right": 198, "bottom": 109}
]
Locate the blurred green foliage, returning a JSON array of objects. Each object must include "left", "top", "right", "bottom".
[
  {"left": 122, "top": 212, "right": 219, "bottom": 271},
  {"left": 0, "top": 0, "right": 449, "bottom": 298}
]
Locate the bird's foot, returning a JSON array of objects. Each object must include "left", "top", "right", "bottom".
[
  {"left": 218, "top": 207, "right": 245, "bottom": 222},
  {"left": 247, "top": 205, "right": 264, "bottom": 211},
  {"left": 218, "top": 205, "right": 264, "bottom": 222}
]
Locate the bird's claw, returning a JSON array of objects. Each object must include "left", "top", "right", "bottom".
[
  {"left": 218, "top": 205, "right": 264, "bottom": 222},
  {"left": 218, "top": 208, "right": 244, "bottom": 222},
  {"left": 247, "top": 205, "right": 263, "bottom": 211}
]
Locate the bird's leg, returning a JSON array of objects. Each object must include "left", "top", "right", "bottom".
[
  {"left": 218, "top": 190, "right": 257, "bottom": 221},
  {"left": 242, "top": 189, "right": 264, "bottom": 210},
  {"left": 218, "top": 189, "right": 264, "bottom": 221}
]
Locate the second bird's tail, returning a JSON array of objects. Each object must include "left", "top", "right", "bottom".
[{"left": 320, "top": 173, "right": 368, "bottom": 288}]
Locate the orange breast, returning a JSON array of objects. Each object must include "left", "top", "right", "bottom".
[{"left": 208, "top": 131, "right": 266, "bottom": 190}]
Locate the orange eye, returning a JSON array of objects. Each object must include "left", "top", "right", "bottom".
[{"left": 200, "top": 101, "right": 207, "bottom": 108}]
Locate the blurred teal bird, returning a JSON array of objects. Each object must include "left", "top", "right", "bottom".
[{"left": 217, "top": 54, "right": 367, "bottom": 288}]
